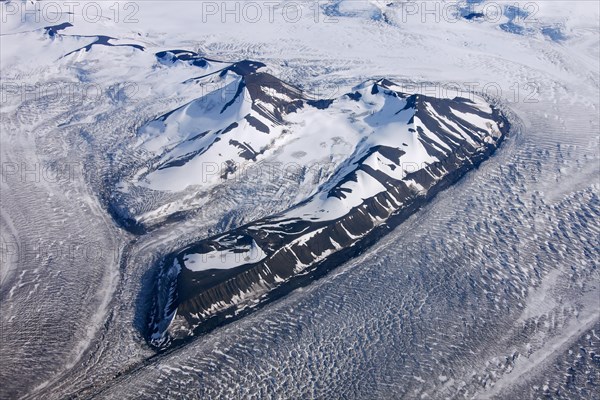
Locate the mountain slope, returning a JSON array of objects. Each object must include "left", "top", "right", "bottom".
[{"left": 145, "top": 71, "right": 510, "bottom": 348}]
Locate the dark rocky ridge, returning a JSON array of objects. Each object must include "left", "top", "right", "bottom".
[{"left": 146, "top": 74, "right": 511, "bottom": 349}]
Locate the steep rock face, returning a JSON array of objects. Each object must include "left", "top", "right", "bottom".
[{"left": 145, "top": 71, "right": 511, "bottom": 348}]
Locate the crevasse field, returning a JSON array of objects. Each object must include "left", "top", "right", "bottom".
[{"left": 0, "top": 1, "right": 599, "bottom": 399}]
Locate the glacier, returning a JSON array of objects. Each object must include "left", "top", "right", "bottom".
[{"left": 0, "top": 1, "right": 598, "bottom": 399}]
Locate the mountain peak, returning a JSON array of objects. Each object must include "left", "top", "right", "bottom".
[{"left": 103, "top": 58, "right": 513, "bottom": 348}]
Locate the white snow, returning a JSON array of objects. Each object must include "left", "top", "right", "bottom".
[{"left": 182, "top": 239, "right": 267, "bottom": 272}]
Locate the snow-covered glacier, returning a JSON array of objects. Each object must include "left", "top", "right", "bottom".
[{"left": 0, "top": 1, "right": 598, "bottom": 399}]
